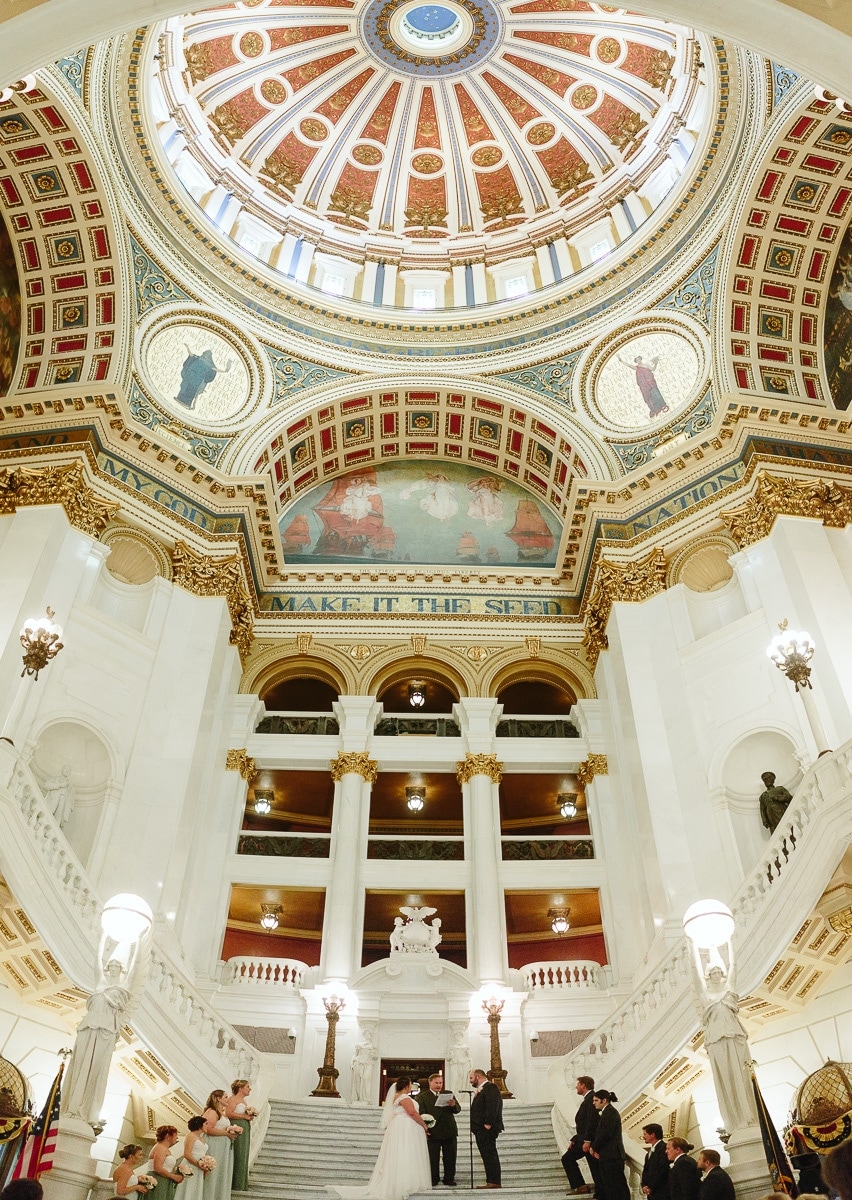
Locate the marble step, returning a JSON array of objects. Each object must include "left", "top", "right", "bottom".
[{"left": 238, "top": 1189, "right": 568, "bottom": 1200}]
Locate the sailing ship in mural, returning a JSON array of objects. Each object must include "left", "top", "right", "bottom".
[{"left": 278, "top": 461, "right": 562, "bottom": 566}]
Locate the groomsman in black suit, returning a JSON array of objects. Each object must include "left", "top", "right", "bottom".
[
  {"left": 666, "top": 1139, "right": 701, "bottom": 1200},
  {"left": 697, "top": 1150, "right": 735, "bottom": 1200},
  {"left": 562, "top": 1076, "right": 600, "bottom": 1194},
  {"left": 469, "top": 1068, "right": 504, "bottom": 1189},
  {"left": 641, "top": 1124, "right": 670, "bottom": 1200},
  {"left": 419, "top": 1072, "right": 461, "bottom": 1187}
]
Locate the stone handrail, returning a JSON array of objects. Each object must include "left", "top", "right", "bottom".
[
  {"left": 548, "top": 743, "right": 852, "bottom": 1125},
  {"left": 224, "top": 956, "right": 309, "bottom": 988},
  {"left": 522, "top": 960, "right": 601, "bottom": 991},
  {"left": 0, "top": 745, "right": 275, "bottom": 1108}
]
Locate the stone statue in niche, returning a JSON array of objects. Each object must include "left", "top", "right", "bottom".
[
  {"left": 388, "top": 906, "right": 442, "bottom": 955},
  {"left": 689, "top": 937, "right": 757, "bottom": 1136},
  {"left": 42, "top": 763, "right": 75, "bottom": 828},
  {"left": 447, "top": 1022, "right": 471, "bottom": 1095},
  {"left": 758, "top": 770, "right": 793, "bottom": 833}
]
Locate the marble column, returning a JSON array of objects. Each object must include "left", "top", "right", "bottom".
[
  {"left": 458, "top": 752, "right": 506, "bottom": 985},
  {"left": 320, "top": 749, "right": 376, "bottom": 983}
]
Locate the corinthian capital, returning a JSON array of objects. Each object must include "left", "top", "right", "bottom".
[
  {"left": 330, "top": 752, "right": 378, "bottom": 783},
  {"left": 456, "top": 753, "right": 503, "bottom": 784}
]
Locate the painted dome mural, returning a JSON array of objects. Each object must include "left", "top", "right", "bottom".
[{"left": 151, "top": 0, "right": 708, "bottom": 273}]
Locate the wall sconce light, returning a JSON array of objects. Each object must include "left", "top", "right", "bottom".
[
  {"left": 20, "top": 608, "right": 64, "bottom": 680},
  {"left": 287, "top": 1027, "right": 298, "bottom": 1040},
  {"left": 260, "top": 902, "right": 283, "bottom": 931},
  {"left": 406, "top": 785, "right": 425, "bottom": 812},
  {"left": 558, "top": 792, "right": 577, "bottom": 819},
  {"left": 549, "top": 907, "right": 571, "bottom": 936},
  {"left": 408, "top": 681, "right": 426, "bottom": 708},
  {"left": 254, "top": 789, "right": 273, "bottom": 816}
]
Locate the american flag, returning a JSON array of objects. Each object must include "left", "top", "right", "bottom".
[{"left": 13, "top": 1062, "right": 64, "bottom": 1180}]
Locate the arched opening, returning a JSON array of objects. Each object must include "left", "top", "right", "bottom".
[
  {"left": 261, "top": 676, "right": 339, "bottom": 712},
  {"left": 497, "top": 679, "right": 576, "bottom": 715}
]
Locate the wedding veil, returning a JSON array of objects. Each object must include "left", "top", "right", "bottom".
[{"left": 380, "top": 1082, "right": 399, "bottom": 1129}]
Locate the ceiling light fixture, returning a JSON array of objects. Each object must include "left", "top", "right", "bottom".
[
  {"left": 558, "top": 792, "right": 577, "bottom": 819},
  {"left": 408, "top": 681, "right": 426, "bottom": 708},
  {"left": 549, "top": 907, "right": 571, "bottom": 936},
  {"left": 260, "top": 902, "right": 283, "bottom": 932},
  {"left": 254, "top": 789, "right": 273, "bottom": 816},
  {"left": 406, "top": 785, "right": 425, "bottom": 812}
]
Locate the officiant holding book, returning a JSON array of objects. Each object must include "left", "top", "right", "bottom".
[{"left": 419, "top": 1072, "right": 461, "bottom": 1187}]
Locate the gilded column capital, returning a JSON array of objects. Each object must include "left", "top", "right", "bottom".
[
  {"left": 582, "top": 548, "right": 667, "bottom": 668},
  {"left": 172, "top": 541, "right": 255, "bottom": 665},
  {"left": 225, "top": 749, "right": 256, "bottom": 781},
  {"left": 0, "top": 461, "right": 118, "bottom": 538},
  {"left": 456, "top": 753, "right": 503, "bottom": 784},
  {"left": 577, "top": 755, "right": 608, "bottom": 786},
  {"left": 330, "top": 751, "right": 378, "bottom": 783},
  {"left": 722, "top": 471, "right": 852, "bottom": 549}
]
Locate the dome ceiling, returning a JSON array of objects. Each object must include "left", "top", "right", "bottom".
[{"left": 155, "top": 0, "right": 705, "bottom": 260}]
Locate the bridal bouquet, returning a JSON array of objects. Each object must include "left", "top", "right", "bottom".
[
  {"left": 138, "top": 1175, "right": 158, "bottom": 1191},
  {"left": 178, "top": 1164, "right": 194, "bottom": 1177},
  {"left": 244, "top": 1106, "right": 258, "bottom": 1120},
  {"left": 422, "top": 1114, "right": 436, "bottom": 1129},
  {"left": 197, "top": 1156, "right": 216, "bottom": 1173}
]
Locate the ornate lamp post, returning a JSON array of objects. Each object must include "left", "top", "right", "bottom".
[
  {"left": 482, "top": 997, "right": 513, "bottom": 1098},
  {"left": 766, "top": 619, "right": 831, "bottom": 755},
  {"left": 1, "top": 607, "right": 65, "bottom": 746},
  {"left": 311, "top": 994, "right": 345, "bottom": 1097}
]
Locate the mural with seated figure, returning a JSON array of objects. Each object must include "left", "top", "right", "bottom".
[
  {"left": 278, "top": 461, "right": 562, "bottom": 565},
  {"left": 0, "top": 211, "right": 21, "bottom": 398}
]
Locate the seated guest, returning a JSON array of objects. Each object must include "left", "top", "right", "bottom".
[{"left": 697, "top": 1149, "right": 735, "bottom": 1200}]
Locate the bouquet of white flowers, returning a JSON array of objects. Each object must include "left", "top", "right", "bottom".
[
  {"left": 178, "top": 1163, "right": 194, "bottom": 1177},
  {"left": 422, "top": 1114, "right": 436, "bottom": 1130},
  {"left": 138, "top": 1175, "right": 158, "bottom": 1191},
  {"left": 244, "top": 1106, "right": 258, "bottom": 1120},
  {"left": 197, "top": 1156, "right": 216, "bottom": 1174}
]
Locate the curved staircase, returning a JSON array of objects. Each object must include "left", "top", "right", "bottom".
[{"left": 549, "top": 742, "right": 852, "bottom": 1124}]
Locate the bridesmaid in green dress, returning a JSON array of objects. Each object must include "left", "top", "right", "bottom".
[
  {"left": 224, "top": 1080, "right": 256, "bottom": 1192},
  {"left": 147, "top": 1127, "right": 185, "bottom": 1200}
]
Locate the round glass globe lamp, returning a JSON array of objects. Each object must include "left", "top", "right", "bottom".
[
  {"left": 682, "top": 899, "right": 734, "bottom": 948},
  {"left": 101, "top": 893, "right": 154, "bottom": 942}
]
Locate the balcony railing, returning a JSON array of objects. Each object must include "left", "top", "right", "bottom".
[
  {"left": 374, "top": 715, "right": 461, "bottom": 737},
  {"left": 237, "top": 832, "right": 331, "bottom": 857},
  {"left": 367, "top": 836, "right": 464, "bottom": 860},
  {"left": 496, "top": 716, "right": 579, "bottom": 738},
  {"left": 522, "top": 960, "right": 602, "bottom": 991},
  {"left": 224, "top": 956, "right": 311, "bottom": 988},
  {"left": 501, "top": 836, "right": 594, "bottom": 860},
  {"left": 255, "top": 712, "right": 339, "bottom": 735}
]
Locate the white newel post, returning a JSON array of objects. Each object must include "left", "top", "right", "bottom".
[{"left": 455, "top": 698, "right": 505, "bottom": 985}]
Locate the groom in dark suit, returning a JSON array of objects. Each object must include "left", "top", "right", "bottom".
[
  {"left": 469, "top": 1068, "right": 504, "bottom": 1189},
  {"left": 419, "top": 1072, "right": 461, "bottom": 1187}
]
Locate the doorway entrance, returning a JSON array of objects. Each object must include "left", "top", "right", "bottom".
[{"left": 379, "top": 1058, "right": 445, "bottom": 1103}]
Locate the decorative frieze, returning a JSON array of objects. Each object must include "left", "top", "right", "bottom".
[
  {"left": 456, "top": 753, "right": 503, "bottom": 784},
  {"left": 0, "top": 462, "right": 118, "bottom": 538},
  {"left": 330, "top": 752, "right": 378, "bottom": 783},
  {"left": 172, "top": 541, "right": 255, "bottom": 663},
  {"left": 722, "top": 472, "right": 852, "bottom": 549},
  {"left": 583, "top": 548, "right": 667, "bottom": 667}
]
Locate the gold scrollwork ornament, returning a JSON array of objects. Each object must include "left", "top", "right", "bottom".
[
  {"left": 577, "top": 754, "right": 608, "bottom": 786},
  {"left": 330, "top": 752, "right": 378, "bottom": 783},
  {"left": 226, "top": 749, "right": 256, "bottom": 781},
  {"left": 0, "top": 461, "right": 118, "bottom": 538},
  {"left": 722, "top": 472, "right": 852, "bottom": 549},
  {"left": 583, "top": 548, "right": 667, "bottom": 668},
  {"left": 456, "top": 754, "right": 503, "bottom": 784},
  {"left": 172, "top": 541, "right": 255, "bottom": 664}
]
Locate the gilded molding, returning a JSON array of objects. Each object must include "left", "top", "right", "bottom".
[
  {"left": 582, "top": 548, "right": 667, "bottom": 668},
  {"left": 456, "top": 753, "right": 503, "bottom": 784},
  {"left": 0, "top": 462, "right": 118, "bottom": 538},
  {"left": 577, "top": 754, "right": 608, "bottom": 786},
  {"left": 172, "top": 541, "right": 255, "bottom": 664},
  {"left": 226, "top": 749, "right": 256, "bottom": 780},
  {"left": 330, "top": 752, "right": 378, "bottom": 783},
  {"left": 722, "top": 472, "right": 852, "bottom": 549}
]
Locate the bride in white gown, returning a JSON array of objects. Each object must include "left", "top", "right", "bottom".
[{"left": 328, "top": 1077, "right": 432, "bottom": 1200}]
